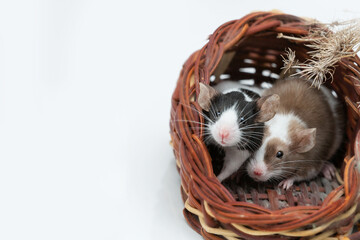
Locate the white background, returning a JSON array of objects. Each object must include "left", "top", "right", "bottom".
[{"left": 0, "top": 1, "right": 359, "bottom": 239}]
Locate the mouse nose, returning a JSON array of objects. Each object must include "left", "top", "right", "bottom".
[
  {"left": 219, "top": 128, "right": 230, "bottom": 140},
  {"left": 253, "top": 169, "right": 262, "bottom": 176}
]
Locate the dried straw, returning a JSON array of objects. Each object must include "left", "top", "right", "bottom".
[{"left": 280, "top": 19, "right": 360, "bottom": 88}]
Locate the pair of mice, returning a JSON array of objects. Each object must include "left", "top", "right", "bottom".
[
  {"left": 198, "top": 81, "right": 279, "bottom": 182},
  {"left": 198, "top": 78, "right": 344, "bottom": 189}
]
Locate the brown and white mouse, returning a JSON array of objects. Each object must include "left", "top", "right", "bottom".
[{"left": 246, "top": 78, "right": 345, "bottom": 189}]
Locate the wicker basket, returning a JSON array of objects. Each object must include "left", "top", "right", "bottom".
[{"left": 170, "top": 11, "right": 360, "bottom": 239}]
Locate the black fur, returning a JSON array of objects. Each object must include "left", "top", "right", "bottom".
[{"left": 204, "top": 89, "right": 264, "bottom": 152}]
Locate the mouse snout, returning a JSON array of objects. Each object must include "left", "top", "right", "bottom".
[
  {"left": 219, "top": 128, "right": 230, "bottom": 141},
  {"left": 247, "top": 159, "right": 269, "bottom": 182},
  {"left": 253, "top": 168, "right": 263, "bottom": 177},
  {"left": 210, "top": 109, "right": 241, "bottom": 147}
]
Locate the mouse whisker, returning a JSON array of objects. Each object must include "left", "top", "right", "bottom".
[
  {"left": 243, "top": 138, "right": 262, "bottom": 146},
  {"left": 272, "top": 159, "right": 329, "bottom": 167},
  {"left": 171, "top": 119, "right": 210, "bottom": 127},
  {"left": 171, "top": 120, "right": 211, "bottom": 134},
  {"left": 242, "top": 136, "right": 263, "bottom": 144},
  {"left": 246, "top": 135, "right": 263, "bottom": 141},
  {"left": 208, "top": 104, "right": 217, "bottom": 120},
  {"left": 241, "top": 109, "right": 260, "bottom": 123},
  {"left": 179, "top": 103, "right": 215, "bottom": 124},
  {"left": 241, "top": 142, "right": 255, "bottom": 152},
  {"left": 203, "top": 135, "right": 215, "bottom": 145},
  {"left": 271, "top": 174, "right": 290, "bottom": 182},
  {"left": 244, "top": 139, "right": 262, "bottom": 146},
  {"left": 241, "top": 130, "right": 264, "bottom": 135},
  {"left": 271, "top": 162, "right": 300, "bottom": 168},
  {"left": 200, "top": 133, "right": 213, "bottom": 138},
  {"left": 244, "top": 138, "right": 262, "bottom": 143},
  {"left": 243, "top": 123, "right": 264, "bottom": 127},
  {"left": 273, "top": 170, "right": 296, "bottom": 176},
  {"left": 238, "top": 100, "right": 252, "bottom": 117},
  {"left": 242, "top": 122, "right": 264, "bottom": 127},
  {"left": 237, "top": 138, "right": 248, "bottom": 150},
  {"left": 240, "top": 126, "right": 264, "bottom": 130},
  {"left": 271, "top": 170, "right": 286, "bottom": 179},
  {"left": 242, "top": 131, "right": 263, "bottom": 135},
  {"left": 242, "top": 132, "right": 264, "bottom": 137},
  {"left": 240, "top": 139, "right": 259, "bottom": 152},
  {"left": 242, "top": 127, "right": 264, "bottom": 132}
]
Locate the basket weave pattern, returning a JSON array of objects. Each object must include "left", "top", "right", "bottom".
[{"left": 170, "top": 12, "right": 360, "bottom": 239}]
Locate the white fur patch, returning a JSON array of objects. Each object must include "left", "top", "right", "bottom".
[
  {"left": 209, "top": 105, "right": 241, "bottom": 147},
  {"left": 265, "top": 113, "right": 298, "bottom": 143},
  {"left": 241, "top": 91, "right": 253, "bottom": 102},
  {"left": 247, "top": 113, "right": 306, "bottom": 181},
  {"left": 217, "top": 147, "right": 250, "bottom": 182}
]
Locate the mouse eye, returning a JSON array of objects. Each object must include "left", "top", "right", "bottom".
[
  {"left": 216, "top": 111, "right": 221, "bottom": 117},
  {"left": 239, "top": 116, "right": 247, "bottom": 124},
  {"left": 276, "top": 151, "right": 283, "bottom": 158}
]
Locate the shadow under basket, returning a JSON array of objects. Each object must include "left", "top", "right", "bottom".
[{"left": 170, "top": 11, "right": 360, "bottom": 240}]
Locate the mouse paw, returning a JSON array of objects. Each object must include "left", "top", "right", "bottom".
[
  {"left": 279, "top": 178, "right": 294, "bottom": 190},
  {"left": 321, "top": 162, "right": 336, "bottom": 180}
]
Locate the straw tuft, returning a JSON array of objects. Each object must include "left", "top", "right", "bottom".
[{"left": 281, "top": 19, "right": 360, "bottom": 88}]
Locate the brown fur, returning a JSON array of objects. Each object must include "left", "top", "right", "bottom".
[
  {"left": 263, "top": 78, "right": 340, "bottom": 180},
  {"left": 255, "top": 94, "right": 280, "bottom": 123},
  {"left": 264, "top": 139, "right": 289, "bottom": 166},
  {"left": 198, "top": 83, "right": 219, "bottom": 111}
]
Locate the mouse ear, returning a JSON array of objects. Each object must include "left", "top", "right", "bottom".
[
  {"left": 255, "top": 94, "right": 280, "bottom": 123},
  {"left": 198, "top": 83, "right": 218, "bottom": 111},
  {"left": 294, "top": 128, "right": 317, "bottom": 153}
]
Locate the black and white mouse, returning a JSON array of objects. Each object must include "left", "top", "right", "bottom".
[{"left": 198, "top": 82, "right": 279, "bottom": 182}]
